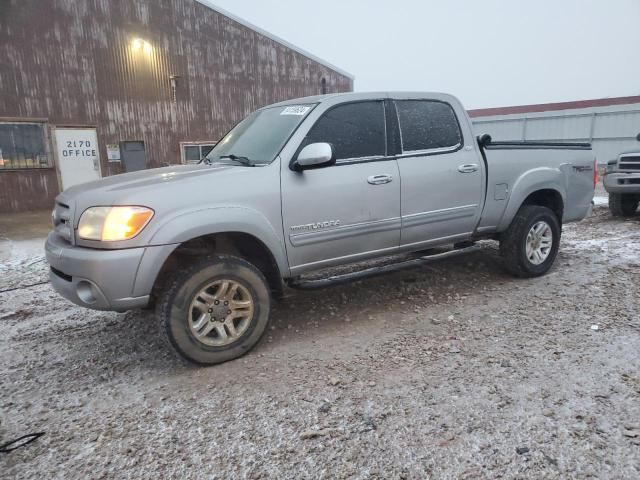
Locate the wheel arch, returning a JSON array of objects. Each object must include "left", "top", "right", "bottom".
[
  {"left": 148, "top": 231, "right": 284, "bottom": 300},
  {"left": 497, "top": 168, "right": 566, "bottom": 231},
  {"left": 133, "top": 207, "right": 290, "bottom": 300},
  {"left": 521, "top": 189, "right": 564, "bottom": 221}
]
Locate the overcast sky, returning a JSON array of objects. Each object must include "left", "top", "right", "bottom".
[{"left": 209, "top": 0, "right": 640, "bottom": 109}]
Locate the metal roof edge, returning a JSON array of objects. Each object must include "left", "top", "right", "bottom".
[
  {"left": 468, "top": 95, "right": 640, "bottom": 118},
  {"left": 194, "top": 0, "right": 355, "bottom": 81}
]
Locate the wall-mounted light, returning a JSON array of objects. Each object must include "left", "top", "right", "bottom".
[{"left": 132, "top": 38, "right": 152, "bottom": 55}]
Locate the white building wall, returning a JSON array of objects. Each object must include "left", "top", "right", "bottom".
[{"left": 472, "top": 103, "right": 640, "bottom": 164}]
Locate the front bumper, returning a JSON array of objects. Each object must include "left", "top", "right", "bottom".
[
  {"left": 45, "top": 233, "right": 175, "bottom": 312},
  {"left": 603, "top": 172, "right": 640, "bottom": 194}
]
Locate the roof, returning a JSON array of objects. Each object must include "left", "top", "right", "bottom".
[
  {"left": 195, "top": 1, "right": 354, "bottom": 80},
  {"left": 267, "top": 91, "right": 457, "bottom": 108},
  {"left": 468, "top": 95, "right": 640, "bottom": 118}
]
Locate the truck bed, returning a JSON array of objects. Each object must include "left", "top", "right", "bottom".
[{"left": 476, "top": 141, "right": 595, "bottom": 234}]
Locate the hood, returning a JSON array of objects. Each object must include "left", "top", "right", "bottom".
[
  {"left": 56, "top": 162, "right": 276, "bottom": 229},
  {"left": 61, "top": 164, "right": 231, "bottom": 197}
]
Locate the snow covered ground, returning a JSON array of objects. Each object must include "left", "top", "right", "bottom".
[
  {"left": 593, "top": 196, "right": 608, "bottom": 207},
  {"left": 1, "top": 200, "right": 640, "bottom": 479}
]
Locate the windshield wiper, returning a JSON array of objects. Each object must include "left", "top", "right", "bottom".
[{"left": 218, "top": 154, "right": 253, "bottom": 166}]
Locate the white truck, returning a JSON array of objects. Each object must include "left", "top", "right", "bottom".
[{"left": 603, "top": 133, "right": 640, "bottom": 216}]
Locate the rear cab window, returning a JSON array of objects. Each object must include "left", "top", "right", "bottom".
[
  {"left": 302, "top": 101, "right": 386, "bottom": 161},
  {"left": 394, "top": 100, "right": 462, "bottom": 153}
]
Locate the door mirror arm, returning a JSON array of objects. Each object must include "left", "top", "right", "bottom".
[{"left": 477, "top": 133, "right": 492, "bottom": 149}]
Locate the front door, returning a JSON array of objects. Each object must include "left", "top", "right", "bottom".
[
  {"left": 55, "top": 128, "right": 101, "bottom": 190},
  {"left": 393, "top": 99, "right": 484, "bottom": 246},
  {"left": 281, "top": 100, "right": 401, "bottom": 274}
]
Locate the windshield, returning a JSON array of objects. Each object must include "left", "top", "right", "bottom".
[{"left": 205, "top": 104, "right": 316, "bottom": 166}]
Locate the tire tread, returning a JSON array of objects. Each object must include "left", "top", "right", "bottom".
[
  {"left": 500, "top": 205, "right": 560, "bottom": 278},
  {"left": 609, "top": 193, "right": 638, "bottom": 217},
  {"left": 155, "top": 254, "right": 270, "bottom": 365}
]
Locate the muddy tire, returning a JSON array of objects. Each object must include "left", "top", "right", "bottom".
[
  {"left": 156, "top": 255, "right": 271, "bottom": 365},
  {"left": 500, "top": 205, "right": 561, "bottom": 278},
  {"left": 609, "top": 193, "right": 639, "bottom": 217}
]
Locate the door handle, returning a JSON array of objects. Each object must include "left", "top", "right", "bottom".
[
  {"left": 367, "top": 174, "right": 393, "bottom": 185},
  {"left": 458, "top": 164, "right": 478, "bottom": 173}
]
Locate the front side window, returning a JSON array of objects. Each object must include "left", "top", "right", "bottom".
[
  {"left": 395, "top": 100, "right": 462, "bottom": 152},
  {"left": 0, "top": 122, "right": 49, "bottom": 169},
  {"left": 303, "top": 101, "right": 386, "bottom": 161}
]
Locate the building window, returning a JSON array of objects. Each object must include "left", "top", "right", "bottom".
[
  {"left": 181, "top": 142, "right": 217, "bottom": 164},
  {"left": 0, "top": 122, "right": 50, "bottom": 169},
  {"left": 321, "top": 77, "right": 327, "bottom": 95}
]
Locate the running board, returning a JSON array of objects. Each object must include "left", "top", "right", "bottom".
[{"left": 287, "top": 245, "right": 479, "bottom": 290}]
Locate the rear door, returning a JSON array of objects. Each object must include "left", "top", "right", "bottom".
[
  {"left": 393, "top": 99, "right": 483, "bottom": 246},
  {"left": 281, "top": 100, "right": 401, "bottom": 274}
]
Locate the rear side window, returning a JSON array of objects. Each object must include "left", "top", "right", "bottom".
[
  {"left": 395, "top": 100, "right": 462, "bottom": 152},
  {"left": 303, "top": 101, "right": 386, "bottom": 160}
]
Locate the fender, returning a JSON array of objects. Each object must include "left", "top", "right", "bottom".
[
  {"left": 496, "top": 166, "right": 566, "bottom": 232},
  {"left": 130, "top": 206, "right": 290, "bottom": 298},
  {"left": 148, "top": 206, "right": 290, "bottom": 275}
]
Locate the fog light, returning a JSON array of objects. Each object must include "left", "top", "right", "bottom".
[{"left": 76, "top": 281, "right": 98, "bottom": 304}]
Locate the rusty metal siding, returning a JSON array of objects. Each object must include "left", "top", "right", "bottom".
[
  {"left": 0, "top": 169, "right": 59, "bottom": 212},
  {"left": 0, "top": 0, "right": 353, "bottom": 211}
]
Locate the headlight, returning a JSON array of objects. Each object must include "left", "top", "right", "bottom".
[{"left": 78, "top": 206, "right": 154, "bottom": 241}]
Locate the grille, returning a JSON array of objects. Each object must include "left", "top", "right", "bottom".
[
  {"left": 618, "top": 155, "right": 640, "bottom": 171},
  {"left": 617, "top": 178, "right": 640, "bottom": 185},
  {"left": 52, "top": 201, "right": 73, "bottom": 243}
]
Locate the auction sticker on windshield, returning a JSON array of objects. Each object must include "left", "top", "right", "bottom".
[{"left": 281, "top": 106, "right": 311, "bottom": 116}]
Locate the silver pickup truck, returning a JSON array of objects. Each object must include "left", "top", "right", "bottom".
[
  {"left": 46, "top": 92, "right": 596, "bottom": 364},
  {"left": 603, "top": 133, "right": 640, "bottom": 216}
]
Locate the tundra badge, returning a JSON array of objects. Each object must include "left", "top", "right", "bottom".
[{"left": 290, "top": 220, "right": 341, "bottom": 233}]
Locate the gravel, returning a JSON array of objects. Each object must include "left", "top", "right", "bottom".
[{"left": 1, "top": 203, "right": 639, "bottom": 479}]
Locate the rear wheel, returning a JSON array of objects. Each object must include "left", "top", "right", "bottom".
[
  {"left": 500, "top": 205, "right": 561, "bottom": 278},
  {"left": 609, "top": 193, "right": 639, "bottom": 217},
  {"left": 156, "top": 255, "right": 271, "bottom": 365}
]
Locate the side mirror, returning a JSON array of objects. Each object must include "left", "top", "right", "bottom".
[
  {"left": 636, "top": 132, "right": 640, "bottom": 142},
  {"left": 478, "top": 133, "right": 492, "bottom": 148},
  {"left": 292, "top": 142, "right": 335, "bottom": 171}
]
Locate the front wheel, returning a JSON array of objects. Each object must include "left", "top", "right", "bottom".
[
  {"left": 500, "top": 205, "right": 561, "bottom": 278},
  {"left": 156, "top": 255, "right": 271, "bottom": 365},
  {"left": 609, "top": 193, "right": 639, "bottom": 217}
]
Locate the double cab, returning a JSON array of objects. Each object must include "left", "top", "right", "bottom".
[{"left": 46, "top": 92, "right": 596, "bottom": 364}]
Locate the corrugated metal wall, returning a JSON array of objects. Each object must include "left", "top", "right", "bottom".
[
  {"left": 0, "top": 0, "right": 353, "bottom": 212},
  {"left": 0, "top": 170, "right": 59, "bottom": 212},
  {"left": 472, "top": 104, "right": 640, "bottom": 165}
]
